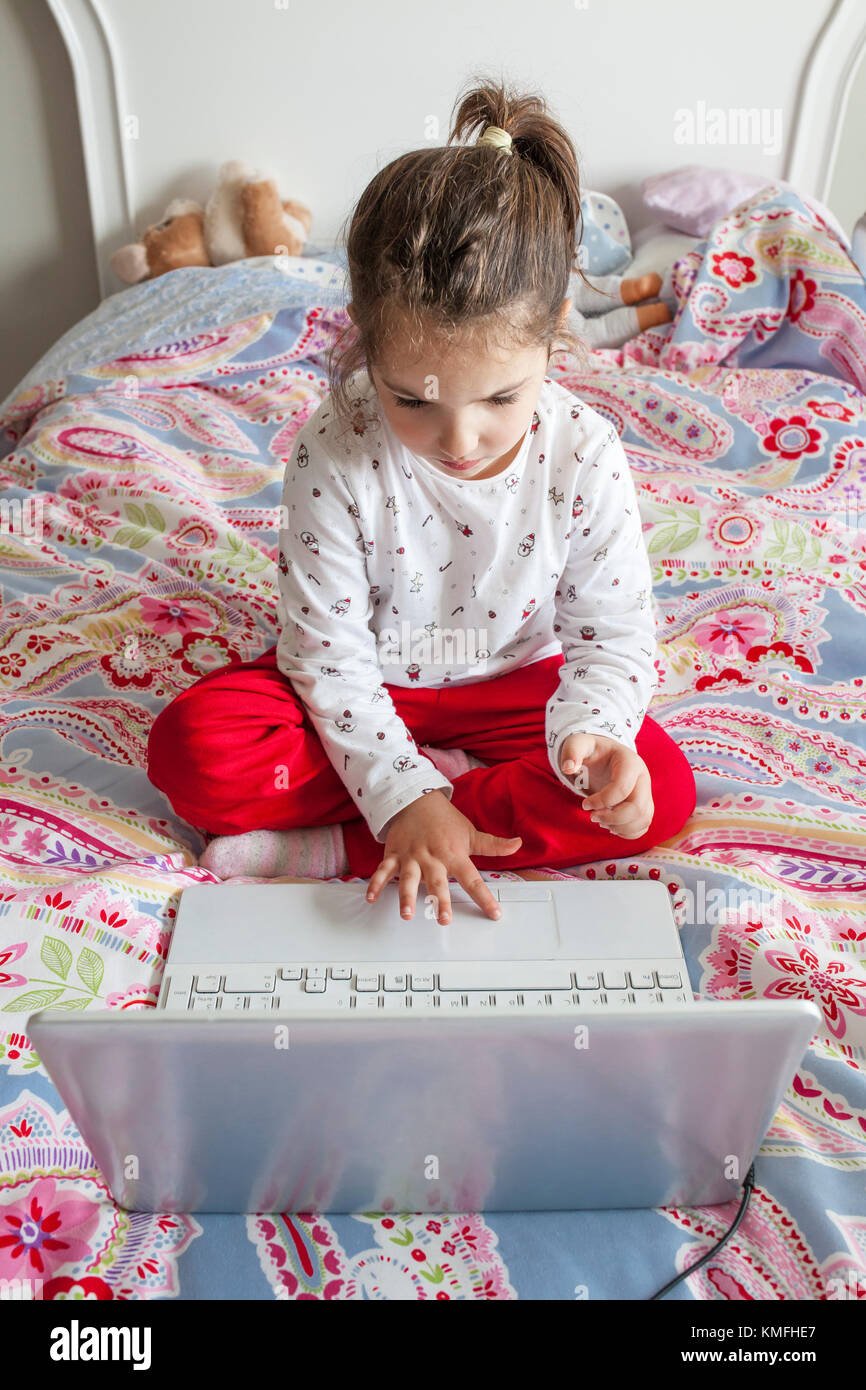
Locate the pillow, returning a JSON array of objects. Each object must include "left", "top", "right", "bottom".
[
  {"left": 579, "top": 190, "right": 632, "bottom": 275},
  {"left": 640, "top": 165, "right": 773, "bottom": 236},
  {"left": 627, "top": 224, "right": 701, "bottom": 277}
]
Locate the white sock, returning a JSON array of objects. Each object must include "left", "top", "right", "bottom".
[{"left": 198, "top": 823, "right": 349, "bottom": 880}]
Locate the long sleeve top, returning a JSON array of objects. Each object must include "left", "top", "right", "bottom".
[{"left": 275, "top": 370, "right": 658, "bottom": 842}]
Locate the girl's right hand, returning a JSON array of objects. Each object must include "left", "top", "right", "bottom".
[{"left": 366, "top": 790, "right": 523, "bottom": 924}]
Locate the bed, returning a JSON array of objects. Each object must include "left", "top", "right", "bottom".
[{"left": 1, "top": 0, "right": 865, "bottom": 1303}]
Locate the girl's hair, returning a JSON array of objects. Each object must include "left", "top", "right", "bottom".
[{"left": 325, "top": 75, "right": 595, "bottom": 434}]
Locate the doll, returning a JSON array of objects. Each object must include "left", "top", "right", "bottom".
[{"left": 567, "top": 268, "right": 675, "bottom": 349}]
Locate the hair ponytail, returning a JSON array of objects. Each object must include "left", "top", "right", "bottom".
[{"left": 326, "top": 74, "right": 594, "bottom": 434}]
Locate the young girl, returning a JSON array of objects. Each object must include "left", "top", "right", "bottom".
[{"left": 147, "top": 79, "right": 696, "bottom": 927}]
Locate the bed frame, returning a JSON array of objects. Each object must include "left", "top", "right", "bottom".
[{"left": 48, "top": 0, "right": 866, "bottom": 300}]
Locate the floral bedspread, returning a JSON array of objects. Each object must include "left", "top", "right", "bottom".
[{"left": 0, "top": 183, "right": 864, "bottom": 1301}]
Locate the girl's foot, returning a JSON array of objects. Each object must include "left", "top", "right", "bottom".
[
  {"left": 635, "top": 301, "right": 672, "bottom": 330},
  {"left": 620, "top": 272, "right": 663, "bottom": 305}
]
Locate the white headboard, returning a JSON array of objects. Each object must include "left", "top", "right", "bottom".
[{"left": 49, "top": 0, "right": 866, "bottom": 300}]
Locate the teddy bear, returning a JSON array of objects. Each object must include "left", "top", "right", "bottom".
[{"left": 110, "top": 160, "right": 313, "bottom": 284}]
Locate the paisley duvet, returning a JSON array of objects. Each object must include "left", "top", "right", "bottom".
[{"left": 0, "top": 182, "right": 864, "bottom": 1301}]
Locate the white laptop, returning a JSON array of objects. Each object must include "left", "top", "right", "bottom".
[{"left": 28, "top": 877, "right": 820, "bottom": 1214}]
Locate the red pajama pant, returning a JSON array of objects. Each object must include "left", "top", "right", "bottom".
[{"left": 146, "top": 646, "right": 696, "bottom": 880}]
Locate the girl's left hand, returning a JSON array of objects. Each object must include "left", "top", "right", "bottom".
[{"left": 559, "top": 732, "right": 654, "bottom": 839}]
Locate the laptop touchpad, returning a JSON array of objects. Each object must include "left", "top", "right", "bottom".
[{"left": 374, "top": 882, "right": 561, "bottom": 960}]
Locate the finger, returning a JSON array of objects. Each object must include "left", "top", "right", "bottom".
[
  {"left": 398, "top": 863, "right": 422, "bottom": 919},
  {"left": 366, "top": 856, "right": 398, "bottom": 901},
  {"left": 457, "top": 870, "right": 502, "bottom": 921},
  {"left": 560, "top": 734, "right": 594, "bottom": 775},
  {"left": 474, "top": 832, "right": 523, "bottom": 856},
  {"left": 425, "top": 876, "right": 453, "bottom": 925},
  {"left": 590, "top": 797, "right": 652, "bottom": 829},
  {"left": 591, "top": 804, "right": 653, "bottom": 838},
  {"left": 582, "top": 761, "right": 641, "bottom": 811},
  {"left": 605, "top": 817, "right": 653, "bottom": 840}
]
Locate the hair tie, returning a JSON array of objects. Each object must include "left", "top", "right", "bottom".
[{"left": 477, "top": 126, "right": 513, "bottom": 153}]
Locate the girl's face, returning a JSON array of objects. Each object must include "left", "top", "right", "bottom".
[{"left": 355, "top": 301, "right": 571, "bottom": 481}]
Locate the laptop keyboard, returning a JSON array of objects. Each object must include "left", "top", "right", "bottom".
[{"left": 159, "top": 962, "right": 692, "bottom": 1012}]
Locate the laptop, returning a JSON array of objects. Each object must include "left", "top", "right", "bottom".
[{"left": 27, "top": 877, "right": 820, "bottom": 1214}]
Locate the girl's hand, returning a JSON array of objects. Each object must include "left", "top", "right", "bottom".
[
  {"left": 560, "top": 732, "right": 653, "bottom": 838},
  {"left": 366, "top": 790, "right": 523, "bottom": 924}
]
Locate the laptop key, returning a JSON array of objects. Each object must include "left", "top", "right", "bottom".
[
  {"left": 191, "top": 995, "right": 219, "bottom": 1012},
  {"left": 438, "top": 964, "right": 572, "bottom": 991},
  {"left": 601, "top": 970, "right": 627, "bottom": 990},
  {"left": 657, "top": 971, "right": 682, "bottom": 989},
  {"left": 330, "top": 966, "right": 352, "bottom": 980},
  {"left": 223, "top": 970, "right": 276, "bottom": 993},
  {"left": 356, "top": 973, "right": 380, "bottom": 992},
  {"left": 630, "top": 971, "right": 655, "bottom": 989},
  {"left": 575, "top": 971, "right": 600, "bottom": 991},
  {"left": 304, "top": 978, "right": 327, "bottom": 993},
  {"left": 384, "top": 972, "right": 407, "bottom": 991},
  {"left": 195, "top": 973, "right": 222, "bottom": 994},
  {"left": 280, "top": 967, "right": 302, "bottom": 981},
  {"left": 356, "top": 994, "right": 380, "bottom": 1010},
  {"left": 222, "top": 994, "right": 248, "bottom": 1011},
  {"left": 305, "top": 966, "right": 326, "bottom": 980},
  {"left": 410, "top": 973, "right": 434, "bottom": 991},
  {"left": 382, "top": 992, "right": 409, "bottom": 1010},
  {"left": 162, "top": 978, "right": 192, "bottom": 1009}
]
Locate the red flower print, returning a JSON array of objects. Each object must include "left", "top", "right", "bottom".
[
  {"left": 25, "top": 633, "right": 58, "bottom": 655},
  {"left": 710, "top": 251, "right": 757, "bottom": 290},
  {"left": 763, "top": 945, "right": 866, "bottom": 1040},
  {"left": 173, "top": 630, "right": 241, "bottom": 679},
  {"left": 762, "top": 414, "right": 823, "bottom": 462},
  {"left": 0, "top": 1179, "right": 99, "bottom": 1279},
  {"left": 788, "top": 269, "right": 816, "bottom": 323},
  {"left": 138, "top": 596, "right": 210, "bottom": 636}
]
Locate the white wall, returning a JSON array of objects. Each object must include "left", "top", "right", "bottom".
[
  {"left": 828, "top": 48, "right": 866, "bottom": 240},
  {"left": 1, "top": 0, "right": 862, "bottom": 405},
  {"left": 0, "top": 0, "right": 100, "bottom": 404}
]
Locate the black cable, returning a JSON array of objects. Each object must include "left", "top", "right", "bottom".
[{"left": 648, "top": 1162, "right": 756, "bottom": 1300}]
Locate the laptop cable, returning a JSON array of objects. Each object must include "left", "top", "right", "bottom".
[{"left": 647, "top": 1162, "right": 756, "bottom": 1300}]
